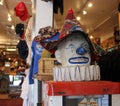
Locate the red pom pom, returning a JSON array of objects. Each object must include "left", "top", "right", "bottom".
[{"left": 65, "top": 8, "right": 76, "bottom": 20}]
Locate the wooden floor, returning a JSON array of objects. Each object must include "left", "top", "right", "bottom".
[{"left": 0, "top": 98, "right": 23, "bottom": 106}]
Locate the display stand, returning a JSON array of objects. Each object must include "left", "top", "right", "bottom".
[
  {"left": 37, "top": 81, "right": 42, "bottom": 106},
  {"left": 42, "top": 81, "right": 120, "bottom": 106},
  {"left": 34, "top": 1, "right": 120, "bottom": 106}
]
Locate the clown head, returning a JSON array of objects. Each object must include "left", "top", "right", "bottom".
[
  {"left": 55, "top": 32, "right": 91, "bottom": 67},
  {"left": 54, "top": 9, "right": 95, "bottom": 67},
  {"left": 39, "top": 9, "right": 100, "bottom": 81}
]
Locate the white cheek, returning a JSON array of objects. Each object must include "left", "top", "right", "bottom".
[{"left": 55, "top": 50, "right": 62, "bottom": 63}]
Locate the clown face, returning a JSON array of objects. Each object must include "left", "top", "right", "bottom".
[{"left": 55, "top": 33, "right": 91, "bottom": 67}]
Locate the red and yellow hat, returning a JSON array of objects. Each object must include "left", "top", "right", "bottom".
[{"left": 37, "top": 8, "right": 93, "bottom": 54}]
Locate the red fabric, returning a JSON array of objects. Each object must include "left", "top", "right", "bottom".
[
  {"left": 15, "top": 2, "right": 29, "bottom": 21},
  {"left": 65, "top": 8, "right": 76, "bottom": 20},
  {"left": 21, "top": 32, "right": 25, "bottom": 40},
  {"left": 60, "top": 8, "right": 82, "bottom": 38}
]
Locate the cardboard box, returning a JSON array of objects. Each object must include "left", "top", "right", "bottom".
[{"left": 38, "top": 58, "right": 56, "bottom": 81}]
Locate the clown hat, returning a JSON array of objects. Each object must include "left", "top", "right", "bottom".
[
  {"left": 39, "top": 8, "right": 94, "bottom": 54},
  {"left": 60, "top": 8, "right": 84, "bottom": 39},
  {"left": 34, "top": 26, "right": 60, "bottom": 53}
]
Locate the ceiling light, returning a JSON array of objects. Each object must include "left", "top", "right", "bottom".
[
  {"left": 15, "top": 61, "right": 18, "bottom": 66},
  {"left": 3, "top": 51, "right": 6, "bottom": 55},
  {"left": 82, "top": 10, "right": 87, "bottom": 15},
  {"left": 8, "top": 17, "right": 12, "bottom": 21},
  {"left": 88, "top": 3, "right": 93, "bottom": 7},
  {"left": 17, "top": 40, "right": 19, "bottom": 43},
  {"left": 8, "top": 13, "right": 12, "bottom": 21},
  {"left": 11, "top": 25, "right": 15, "bottom": 29},
  {"left": 76, "top": 16, "right": 81, "bottom": 21},
  {"left": 90, "top": 35, "right": 94, "bottom": 39},
  {"left": 8, "top": 58, "right": 11, "bottom": 60},
  {"left": 8, "top": 13, "right": 11, "bottom": 17},
  {"left": 0, "top": 0, "right": 3, "bottom": 5}
]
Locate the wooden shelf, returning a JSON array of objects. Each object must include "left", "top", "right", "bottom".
[{"left": 45, "top": 81, "right": 120, "bottom": 96}]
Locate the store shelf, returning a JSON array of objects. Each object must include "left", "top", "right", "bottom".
[{"left": 45, "top": 81, "right": 120, "bottom": 96}]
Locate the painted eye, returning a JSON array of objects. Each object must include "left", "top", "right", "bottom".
[
  {"left": 81, "top": 42, "right": 90, "bottom": 52},
  {"left": 82, "top": 42, "right": 89, "bottom": 48},
  {"left": 65, "top": 44, "right": 74, "bottom": 49}
]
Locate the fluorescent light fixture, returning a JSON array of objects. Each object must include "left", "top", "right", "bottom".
[{"left": 6, "top": 48, "right": 16, "bottom": 51}]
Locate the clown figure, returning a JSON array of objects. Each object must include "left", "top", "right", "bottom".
[
  {"left": 54, "top": 31, "right": 98, "bottom": 81},
  {"left": 39, "top": 9, "right": 101, "bottom": 105},
  {"left": 53, "top": 9, "right": 100, "bottom": 82}
]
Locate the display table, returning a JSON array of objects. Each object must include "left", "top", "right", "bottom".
[
  {"left": 45, "top": 81, "right": 120, "bottom": 96},
  {"left": 0, "top": 98, "right": 23, "bottom": 106},
  {"left": 42, "top": 81, "right": 120, "bottom": 106}
]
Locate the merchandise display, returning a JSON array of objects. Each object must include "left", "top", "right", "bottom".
[
  {"left": 15, "top": 22, "right": 29, "bottom": 61},
  {"left": 39, "top": 9, "right": 100, "bottom": 81},
  {"left": 98, "top": 48, "right": 120, "bottom": 82},
  {"left": 53, "top": 0, "right": 64, "bottom": 15},
  {"left": 20, "top": 68, "right": 29, "bottom": 106},
  {"left": 15, "top": 1, "right": 29, "bottom": 21},
  {"left": 25, "top": 17, "right": 33, "bottom": 64},
  {"left": 0, "top": 1, "right": 120, "bottom": 106},
  {"left": 15, "top": 23, "right": 24, "bottom": 38},
  {"left": 29, "top": 40, "right": 44, "bottom": 84},
  {"left": 16, "top": 39, "right": 29, "bottom": 61},
  {"left": 39, "top": 8, "right": 102, "bottom": 106}
]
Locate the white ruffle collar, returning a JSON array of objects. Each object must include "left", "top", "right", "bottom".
[{"left": 53, "top": 65, "right": 100, "bottom": 81}]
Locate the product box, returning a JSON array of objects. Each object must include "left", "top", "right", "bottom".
[{"left": 38, "top": 58, "right": 56, "bottom": 81}]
